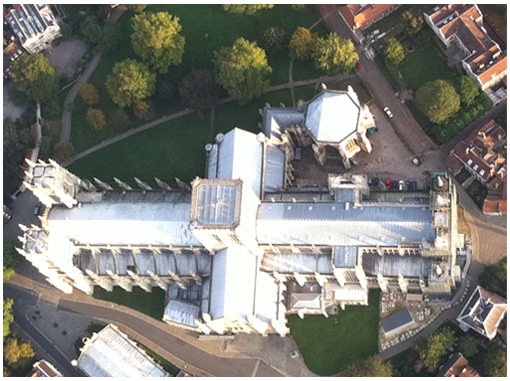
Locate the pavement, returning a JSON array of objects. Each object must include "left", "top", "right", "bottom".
[
  {"left": 4, "top": 190, "right": 41, "bottom": 241},
  {"left": 48, "top": 38, "right": 88, "bottom": 79}
]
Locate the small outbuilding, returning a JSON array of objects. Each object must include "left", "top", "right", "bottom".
[{"left": 381, "top": 309, "right": 414, "bottom": 337}]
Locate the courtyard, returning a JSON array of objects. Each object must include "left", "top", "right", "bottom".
[{"left": 287, "top": 289, "right": 381, "bottom": 376}]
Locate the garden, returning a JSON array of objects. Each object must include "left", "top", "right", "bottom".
[
  {"left": 287, "top": 290, "right": 381, "bottom": 376},
  {"left": 70, "top": 4, "right": 330, "bottom": 153}
]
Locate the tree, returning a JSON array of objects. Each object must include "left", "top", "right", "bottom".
[
  {"left": 403, "top": 10, "right": 424, "bottom": 36},
  {"left": 80, "top": 16, "right": 120, "bottom": 54},
  {"left": 79, "top": 83, "right": 100, "bottom": 105},
  {"left": 385, "top": 38, "right": 405, "bottom": 66},
  {"left": 3, "top": 240, "right": 22, "bottom": 281},
  {"left": 11, "top": 53, "right": 55, "bottom": 83},
  {"left": 413, "top": 326, "right": 457, "bottom": 372},
  {"left": 457, "top": 335, "right": 478, "bottom": 358},
  {"left": 346, "top": 356, "right": 395, "bottom": 377},
  {"left": 106, "top": 59, "right": 156, "bottom": 107},
  {"left": 479, "top": 258, "right": 507, "bottom": 296},
  {"left": 416, "top": 80, "right": 460, "bottom": 123},
  {"left": 27, "top": 71, "right": 61, "bottom": 104},
  {"left": 86, "top": 108, "right": 107, "bottom": 130},
  {"left": 53, "top": 142, "right": 75, "bottom": 164},
  {"left": 179, "top": 69, "right": 222, "bottom": 115},
  {"left": 213, "top": 38, "right": 272, "bottom": 104},
  {"left": 108, "top": 108, "right": 131, "bottom": 133},
  {"left": 291, "top": 4, "right": 306, "bottom": 10},
  {"left": 289, "top": 27, "right": 317, "bottom": 59},
  {"left": 3, "top": 120, "right": 33, "bottom": 196},
  {"left": 3, "top": 299, "right": 14, "bottom": 342},
  {"left": 314, "top": 32, "right": 359, "bottom": 74},
  {"left": 152, "top": 80, "right": 178, "bottom": 111},
  {"left": 54, "top": 22, "right": 72, "bottom": 44},
  {"left": 126, "top": 4, "right": 149, "bottom": 13},
  {"left": 4, "top": 338, "right": 35, "bottom": 368},
  {"left": 131, "top": 12, "right": 185, "bottom": 74},
  {"left": 483, "top": 340, "right": 507, "bottom": 377},
  {"left": 133, "top": 101, "right": 150, "bottom": 119},
  {"left": 260, "top": 27, "right": 288, "bottom": 54},
  {"left": 459, "top": 76, "right": 479, "bottom": 106},
  {"left": 223, "top": 4, "right": 274, "bottom": 15}
]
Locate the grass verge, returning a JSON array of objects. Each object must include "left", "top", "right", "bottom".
[
  {"left": 288, "top": 289, "right": 381, "bottom": 375},
  {"left": 92, "top": 286, "right": 166, "bottom": 320},
  {"left": 136, "top": 342, "right": 181, "bottom": 376}
]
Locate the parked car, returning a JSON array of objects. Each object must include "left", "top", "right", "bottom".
[
  {"left": 386, "top": 178, "right": 391, "bottom": 189},
  {"left": 406, "top": 180, "right": 411, "bottom": 189},
  {"left": 350, "top": 159, "right": 359, "bottom": 166},
  {"left": 356, "top": 63, "right": 362, "bottom": 70},
  {"left": 367, "top": 127, "right": 378, "bottom": 135},
  {"left": 371, "top": 177, "right": 379, "bottom": 187},
  {"left": 411, "top": 181, "right": 417, "bottom": 190},
  {"left": 34, "top": 203, "right": 44, "bottom": 216},
  {"left": 399, "top": 180, "right": 405, "bottom": 190},
  {"left": 412, "top": 157, "right": 421, "bottom": 166},
  {"left": 391, "top": 180, "right": 398, "bottom": 189},
  {"left": 383, "top": 107, "right": 393, "bottom": 118}
]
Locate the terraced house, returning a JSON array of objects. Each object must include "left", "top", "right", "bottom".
[{"left": 17, "top": 89, "right": 461, "bottom": 337}]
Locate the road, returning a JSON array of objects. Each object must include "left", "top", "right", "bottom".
[
  {"left": 4, "top": 283, "right": 85, "bottom": 377},
  {"left": 318, "top": 5, "right": 438, "bottom": 157},
  {"left": 5, "top": 275, "right": 285, "bottom": 378}
]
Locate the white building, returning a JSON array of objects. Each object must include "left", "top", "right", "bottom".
[
  {"left": 74, "top": 324, "right": 168, "bottom": 377},
  {"left": 5, "top": 4, "right": 61, "bottom": 54},
  {"left": 18, "top": 89, "right": 459, "bottom": 337}
]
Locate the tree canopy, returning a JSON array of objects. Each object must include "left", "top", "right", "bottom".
[
  {"left": 260, "top": 26, "right": 288, "bottom": 54},
  {"left": 3, "top": 338, "right": 35, "bottom": 368},
  {"left": 416, "top": 80, "right": 460, "bottom": 123},
  {"left": 126, "top": 4, "right": 149, "bottom": 13},
  {"left": 3, "top": 299, "right": 14, "bottom": 342},
  {"left": 459, "top": 76, "right": 479, "bottom": 106},
  {"left": 80, "top": 16, "right": 120, "bottom": 54},
  {"left": 86, "top": 108, "right": 107, "bottom": 130},
  {"left": 314, "top": 32, "right": 358, "bottom": 74},
  {"left": 223, "top": 4, "right": 274, "bottom": 15},
  {"left": 53, "top": 142, "right": 75, "bottom": 164},
  {"left": 108, "top": 108, "right": 131, "bottom": 133},
  {"left": 131, "top": 12, "right": 185, "bottom": 74},
  {"left": 483, "top": 340, "right": 506, "bottom": 377},
  {"left": 403, "top": 10, "right": 424, "bottom": 36},
  {"left": 289, "top": 27, "right": 317, "bottom": 60},
  {"left": 479, "top": 257, "right": 506, "bottom": 297},
  {"left": 3, "top": 120, "right": 32, "bottom": 196},
  {"left": 457, "top": 335, "right": 478, "bottom": 358},
  {"left": 385, "top": 38, "right": 405, "bottom": 66},
  {"left": 213, "top": 38, "right": 272, "bottom": 104},
  {"left": 79, "top": 83, "right": 100, "bottom": 105},
  {"left": 106, "top": 59, "right": 156, "bottom": 107},
  {"left": 346, "top": 356, "right": 395, "bottom": 377},
  {"left": 3, "top": 240, "right": 22, "bottom": 282},
  {"left": 413, "top": 326, "right": 456, "bottom": 372},
  {"left": 179, "top": 69, "right": 221, "bottom": 115}
]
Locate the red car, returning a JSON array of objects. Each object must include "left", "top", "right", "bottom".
[
  {"left": 386, "top": 178, "right": 391, "bottom": 189},
  {"left": 356, "top": 63, "right": 362, "bottom": 70}
]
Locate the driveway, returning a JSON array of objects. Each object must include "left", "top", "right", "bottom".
[
  {"left": 48, "top": 38, "right": 87, "bottom": 79},
  {"left": 318, "top": 5, "right": 438, "bottom": 157},
  {"left": 4, "top": 190, "right": 41, "bottom": 242}
]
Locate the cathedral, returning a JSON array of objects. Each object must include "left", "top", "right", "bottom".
[{"left": 18, "top": 88, "right": 460, "bottom": 336}]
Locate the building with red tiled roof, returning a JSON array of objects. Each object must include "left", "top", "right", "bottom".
[
  {"left": 446, "top": 119, "right": 506, "bottom": 215},
  {"left": 436, "top": 352, "right": 481, "bottom": 377},
  {"left": 30, "top": 360, "right": 63, "bottom": 377},
  {"left": 424, "top": 5, "right": 507, "bottom": 92},
  {"left": 338, "top": 4, "right": 399, "bottom": 32}
]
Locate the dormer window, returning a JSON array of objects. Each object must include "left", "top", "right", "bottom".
[
  {"left": 467, "top": 159, "right": 473, "bottom": 165},
  {"left": 479, "top": 169, "right": 485, "bottom": 176},
  {"left": 473, "top": 164, "right": 478, "bottom": 170}
]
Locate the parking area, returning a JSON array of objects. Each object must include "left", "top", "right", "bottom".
[{"left": 48, "top": 38, "right": 87, "bottom": 79}]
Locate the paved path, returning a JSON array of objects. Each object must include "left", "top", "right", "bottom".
[
  {"left": 65, "top": 73, "right": 357, "bottom": 166},
  {"left": 60, "top": 7, "right": 126, "bottom": 143},
  {"left": 318, "top": 5, "right": 438, "bottom": 157},
  {"left": 6, "top": 274, "right": 289, "bottom": 377},
  {"left": 4, "top": 283, "right": 85, "bottom": 377}
]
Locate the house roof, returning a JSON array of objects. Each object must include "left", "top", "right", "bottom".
[
  {"left": 457, "top": 286, "right": 507, "bottom": 339},
  {"left": 479, "top": 54, "right": 507, "bottom": 85},
  {"left": 261, "top": 252, "right": 333, "bottom": 274},
  {"left": 362, "top": 252, "right": 432, "bottom": 277},
  {"left": 163, "top": 300, "right": 199, "bottom": 328},
  {"left": 437, "top": 352, "right": 481, "bottom": 377},
  {"left": 446, "top": 154, "right": 464, "bottom": 176},
  {"left": 381, "top": 309, "right": 414, "bottom": 333},
  {"left": 30, "top": 360, "right": 63, "bottom": 377},
  {"left": 339, "top": 4, "right": 398, "bottom": 31},
  {"left": 77, "top": 324, "right": 167, "bottom": 377},
  {"left": 304, "top": 90, "right": 360, "bottom": 143}
]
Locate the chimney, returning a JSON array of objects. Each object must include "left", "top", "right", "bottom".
[{"left": 493, "top": 51, "right": 501, "bottom": 59}]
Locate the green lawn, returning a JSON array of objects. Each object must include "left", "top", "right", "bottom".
[
  {"left": 69, "top": 87, "right": 312, "bottom": 188},
  {"left": 399, "top": 46, "right": 459, "bottom": 91},
  {"left": 71, "top": 5, "right": 327, "bottom": 152},
  {"left": 93, "top": 286, "right": 166, "bottom": 320},
  {"left": 288, "top": 289, "right": 381, "bottom": 376},
  {"left": 374, "top": 54, "right": 399, "bottom": 89}
]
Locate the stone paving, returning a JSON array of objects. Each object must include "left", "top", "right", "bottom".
[
  {"left": 26, "top": 298, "right": 105, "bottom": 361},
  {"left": 48, "top": 38, "right": 87, "bottom": 79}
]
